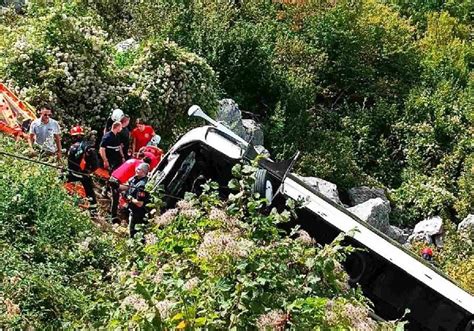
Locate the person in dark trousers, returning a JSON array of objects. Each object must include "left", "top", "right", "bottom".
[
  {"left": 67, "top": 126, "right": 99, "bottom": 211},
  {"left": 99, "top": 121, "right": 124, "bottom": 173},
  {"left": 109, "top": 153, "right": 151, "bottom": 223},
  {"left": 121, "top": 162, "right": 150, "bottom": 237},
  {"left": 118, "top": 115, "right": 131, "bottom": 160}
]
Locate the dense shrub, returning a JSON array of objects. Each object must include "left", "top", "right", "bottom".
[
  {"left": 0, "top": 4, "right": 123, "bottom": 130},
  {"left": 435, "top": 222, "right": 474, "bottom": 295},
  {"left": 91, "top": 163, "right": 399, "bottom": 329},
  {"left": 0, "top": 137, "right": 120, "bottom": 328},
  {"left": 121, "top": 39, "right": 219, "bottom": 143},
  {"left": 0, "top": 2, "right": 219, "bottom": 141}
]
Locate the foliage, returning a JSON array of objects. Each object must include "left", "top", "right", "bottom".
[
  {"left": 411, "top": 222, "right": 474, "bottom": 295},
  {"left": 0, "top": 0, "right": 472, "bottom": 327},
  {"left": 2, "top": 0, "right": 471, "bottom": 226},
  {"left": 0, "top": 2, "right": 219, "bottom": 143},
  {"left": 436, "top": 223, "right": 474, "bottom": 295},
  {"left": 91, "top": 163, "right": 398, "bottom": 329},
  {"left": 121, "top": 39, "right": 219, "bottom": 143},
  {"left": 0, "top": 3, "right": 123, "bottom": 130},
  {"left": 0, "top": 136, "right": 120, "bottom": 328},
  {"left": 0, "top": 136, "right": 399, "bottom": 328}
]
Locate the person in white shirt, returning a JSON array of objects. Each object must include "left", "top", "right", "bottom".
[{"left": 28, "top": 105, "right": 62, "bottom": 160}]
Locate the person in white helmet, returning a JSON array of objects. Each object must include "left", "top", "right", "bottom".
[{"left": 103, "top": 108, "right": 124, "bottom": 134}]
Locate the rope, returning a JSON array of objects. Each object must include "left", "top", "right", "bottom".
[
  {"left": 0, "top": 149, "right": 193, "bottom": 201},
  {"left": 0, "top": 149, "right": 94, "bottom": 178}
]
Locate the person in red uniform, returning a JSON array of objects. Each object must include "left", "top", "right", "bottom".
[
  {"left": 131, "top": 118, "right": 156, "bottom": 155},
  {"left": 108, "top": 152, "right": 151, "bottom": 223},
  {"left": 421, "top": 247, "right": 433, "bottom": 261},
  {"left": 138, "top": 146, "right": 162, "bottom": 170}
]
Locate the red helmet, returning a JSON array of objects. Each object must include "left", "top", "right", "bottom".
[
  {"left": 421, "top": 247, "right": 433, "bottom": 257},
  {"left": 70, "top": 125, "right": 84, "bottom": 136}
]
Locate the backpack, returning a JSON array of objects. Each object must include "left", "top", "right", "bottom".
[
  {"left": 68, "top": 141, "right": 99, "bottom": 173},
  {"left": 83, "top": 145, "right": 99, "bottom": 173}
]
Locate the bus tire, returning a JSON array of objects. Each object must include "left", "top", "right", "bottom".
[
  {"left": 346, "top": 251, "right": 368, "bottom": 285},
  {"left": 253, "top": 169, "right": 273, "bottom": 203}
]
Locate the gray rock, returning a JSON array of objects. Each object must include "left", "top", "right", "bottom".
[
  {"left": 408, "top": 216, "right": 444, "bottom": 246},
  {"left": 348, "top": 198, "right": 391, "bottom": 232},
  {"left": 347, "top": 186, "right": 388, "bottom": 206},
  {"left": 457, "top": 214, "right": 474, "bottom": 238},
  {"left": 217, "top": 99, "right": 246, "bottom": 138},
  {"left": 1, "top": 0, "right": 26, "bottom": 10},
  {"left": 298, "top": 176, "right": 342, "bottom": 205},
  {"left": 242, "top": 119, "right": 264, "bottom": 146},
  {"left": 115, "top": 38, "right": 138, "bottom": 53},
  {"left": 387, "top": 225, "right": 410, "bottom": 244}
]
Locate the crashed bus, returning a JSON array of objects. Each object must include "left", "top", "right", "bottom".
[{"left": 149, "top": 106, "right": 474, "bottom": 330}]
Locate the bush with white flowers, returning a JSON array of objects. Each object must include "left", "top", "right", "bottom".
[
  {"left": 121, "top": 39, "right": 219, "bottom": 141},
  {"left": 0, "top": 4, "right": 219, "bottom": 140},
  {"left": 0, "top": 5, "right": 126, "bottom": 129}
]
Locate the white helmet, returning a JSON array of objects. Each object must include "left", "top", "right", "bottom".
[
  {"left": 111, "top": 108, "right": 124, "bottom": 122},
  {"left": 148, "top": 134, "right": 161, "bottom": 146}
]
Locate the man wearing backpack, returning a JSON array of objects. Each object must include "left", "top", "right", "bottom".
[{"left": 67, "top": 126, "right": 99, "bottom": 211}]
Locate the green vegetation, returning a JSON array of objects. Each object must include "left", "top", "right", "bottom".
[
  {"left": 0, "top": 0, "right": 472, "bottom": 327},
  {"left": 1, "top": 0, "right": 471, "bottom": 225},
  {"left": 0, "top": 137, "right": 119, "bottom": 328}
]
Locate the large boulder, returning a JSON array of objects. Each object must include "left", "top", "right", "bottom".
[
  {"left": 347, "top": 186, "right": 388, "bottom": 206},
  {"left": 298, "top": 176, "right": 341, "bottom": 205},
  {"left": 387, "top": 225, "right": 410, "bottom": 244},
  {"left": 242, "top": 119, "right": 264, "bottom": 146},
  {"left": 217, "top": 99, "right": 246, "bottom": 138},
  {"left": 457, "top": 214, "right": 474, "bottom": 238},
  {"left": 408, "top": 216, "right": 444, "bottom": 247},
  {"left": 348, "top": 198, "right": 390, "bottom": 232}
]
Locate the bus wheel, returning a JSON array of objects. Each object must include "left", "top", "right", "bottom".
[
  {"left": 345, "top": 251, "right": 368, "bottom": 285},
  {"left": 253, "top": 169, "right": 274, "bottom": 204}
]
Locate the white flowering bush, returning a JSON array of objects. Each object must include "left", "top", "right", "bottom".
[
  {"left": 121, "top": 39, "right": 219, "bottom": 142},
  {"left": 0, "top": 4, "right": 219, "bottom": 141},
  {"left": 0, "top": 4, "right": 127, "bottom": 130}
]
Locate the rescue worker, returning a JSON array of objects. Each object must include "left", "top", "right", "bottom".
[
  {"left": 28, "top": 105, "right": 62, "bottom": 161},
  {"left": 108, "top": 152, "right": 151, "bottom": 223},
  {"left": 131, "top": 118, "right": 156, "bottom": 155},
  {"left": 138, "top": 146, "right": 161, "bottom": 170},
  {"left": 118, "top": 115, "right": 131, "bottom": 159},
  {"left": 421, "top": 247, "right": 433, "bottom": 262},
  {"left": 121, "top": 162, "right": 151, "bottom": 237},
  {"left": 66, "top": 125, "right": 99, "bottom": 211},
  {"left": 99, "top": 121, "right": 124, "bottom": 172},
  {"left": 104, "top": 108, "right": 124, "bottom": 134}
]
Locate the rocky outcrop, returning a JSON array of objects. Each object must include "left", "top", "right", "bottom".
[
  {"left": 217, "top": 99, "right": 246, "bottom": 138},
  {"left": 457, "top": 214, "right": 474, "bottom": 237},
  {"left": 217, "top": 99, "right": 267, "bottom": 151},
  {"left": 298, "top": 176, "right": 341, "bottom": 205},
  {"left": 408, "top": 216, "right": 444, "bottom": 247},
  {"left": 348, "top": 198, "right": 390, "bottom": 232},
  {"left": 347, "top": 186, "right": 388, "bottom": 206},
  {"left": 242, "top": 119, "right": 264, "bottom": 146},
  {"left": 387, "top": 225, "right": 410, "bottom": 244}
]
